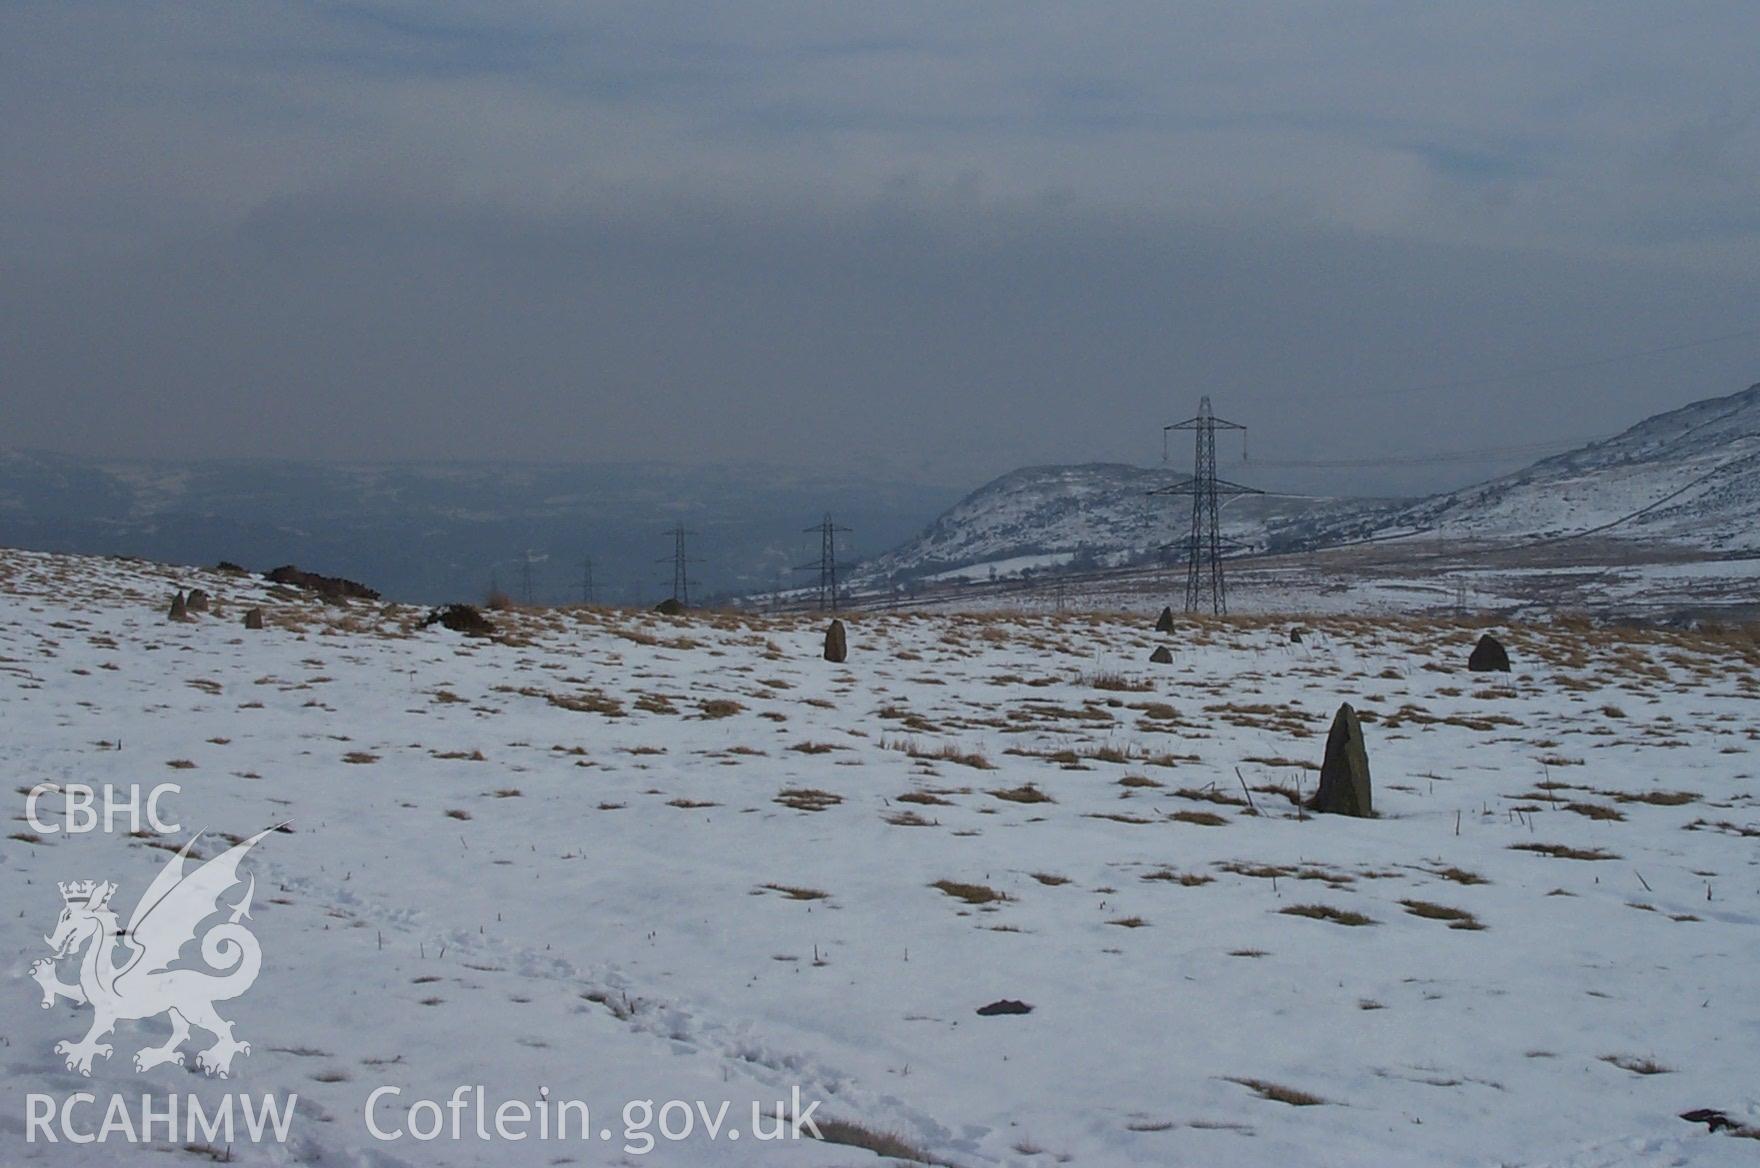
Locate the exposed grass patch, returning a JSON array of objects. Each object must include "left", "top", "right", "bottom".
[
  {"left": 1030, "top": 872, "right": 1071, "bottom": 886},
  {"left": 1170, "top": 809, "right": 1229, "bottom": 826},
  {"left": 1280, "top": 904, "right": 1375, "bottom": 927},
  {"left": 775, "top": 787, "right": 842, "bottom": 812},
  {"left": 1108, "top": 916, "right": 1150, "bottom": 928},
  {"left": 1601, "top": 1054, "right": 1672, "bottom": 1075},
  {"left": 1399, "top": 899, "right": 1485, "bottom": 930},
  {"left": 931, "top": 879, "right": 1008, "bottom": 905},
  {"left": 1224, "top": 1077, "right": 1326, "bottom": 1106},
  {"left": 989, "top": 783, "right": 1054, "bottom": 804},
  {"left": 761, "top": 884, "right": 829, "bottom": 901},
  {"left": 811, "top": 1118, "right": 934, "bottom": 1164},
  {"left": 1142, "top": 868, "right": 1214, "bottom": 886},
  {"left": 698, "top": 699, "right": 744, "bottom": 719},
  {"left": 1510, "top": 842, "right": 1619, "bottom": 861},
  {"left": 1563, "top": 801, "right": 1625, "bottom": 821}
]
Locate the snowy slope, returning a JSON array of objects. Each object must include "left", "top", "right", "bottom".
[
  {"left": 1363, "top": 382, "right": 1760, "bottom": 550},
  {"left": 3, "top": 548, "right": 1759, "bottom": 1166},
  {"left": 855, "top": 463, "right": 1380, "bottom": 586}
]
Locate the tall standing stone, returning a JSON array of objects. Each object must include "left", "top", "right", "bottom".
[
  {"left": 1468, "top": 634, "right": 1511, "bottom": 672},
  {"left": 186, "top": 588, "right": 210, "bottom": 614},
  {"left": 168, "top": 591, "right": 189, "bottom": 622},
  {"left": 243, "top": 607, "right": 265, "bottom": 630},
  {"left": 1308, "top": 702, "right": 1373, "bottom": 817},
  {"left": 824, "top": 619, "right": 848, "bottom": 663},
  {"left": 1154, "top": 606, "right": 1175, "bottom": 633}
]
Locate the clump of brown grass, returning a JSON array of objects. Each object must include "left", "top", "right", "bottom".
[
  {"left": 1142, "top": 869, "right": 1214, "bottom": 886},
  {"left": 1224, "top": 1077, "right": 1327, "bottom": 1106},
  {"left": 989, "top": 784, "right": 1053, "bottom": 804},
  {"left": 1170, "top": 810, "right": 1229, "bottom": 826},
  {"left": 1280, "top": 904, "right": 1375, "bottom": 926},
  {"left": 931, "top": 879, "right": 1008, "bottom": 905},
  {"left": 1399, "top": 899, "right": 1484, "bottom": 930},
  {"left": 1030, "top": 872, "right": 1070, "bottom": 886},
  {"left": 698, "top": 699, "right": 744, "bottom": 719},
  {"left": 1601, "top": 1054, "right": 1672, "bottom": 1075},
  {"left": 811, "top": 1118, "right": 934, "bottom": 1164},
  {"left": 1510, "top": 842, "right": 1619, "bottom": 861},
  {"left": 775, "top": 787, "right": 842, "bottom": 812},
  {"left": 761, "top": 884, "right": 829, "bottom": 901}
]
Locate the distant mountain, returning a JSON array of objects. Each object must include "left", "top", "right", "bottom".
[
  {"left": 0, "top": 452, "right": 956, "bottom": 605},
  {"left": 858, "top": 382, "right": 1760, "bottom": 586},
  {"left": 853, "top": 462, "right": 1385, "bottom": 587},
  {"left": 1334, "top": 381, "right": 1760, "bottom": 551}
]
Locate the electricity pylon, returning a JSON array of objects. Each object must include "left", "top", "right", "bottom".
[
  {"left": 1148, "top": 396, "right": 1261, "bottom": 615},
  {"left": 657, "top": 524, "right": 698, "bottom": 607},
  {"left": 795, "top": 513, "right": 853, "bottom": 611},
  {"left": 580, "top": 556, "right": 596, "bottom": 605}
]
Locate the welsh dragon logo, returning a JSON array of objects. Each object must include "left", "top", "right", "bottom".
[{"left": 30, "top": 827, "right": 276, "bottom": 1077}]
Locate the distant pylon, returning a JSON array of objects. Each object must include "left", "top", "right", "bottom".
[
  {"left": 580, "top": 556, "right": 596, "bottom": 605},
  {"left": 795, "top": 513, "right": 853, "bottom": 611},
  {"left": 657, "top": 524, "right": 698, "bottom": 607},
  {"left": 519, "top": 551, "right": 537, "bottom": 604},
  {"left": 1148, "top": 396, "right": 1261, "bottom": 615}
]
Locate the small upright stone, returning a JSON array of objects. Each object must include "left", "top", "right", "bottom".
[
  {"left": 1149, "top": 645, "right": 1173, "bottom": 664},
  {"left": 168, "top": 591, "right": 189, "bottom": 622},
  {"left": 1289, "top": 627, "right": 1304, "bottom": 644},
  {"left": 243, "top": 607, "right": 265, "bottom": 630},
  {"left": 186, "top": 588, "right": 210, "bottom": 614},
  {"left": 1468, "top": 633, "right": 1510, "bottom": 673},
  {"left": 1308, "top": 702, "right": 1372, "bottom": 817},
  {"left": 653, "top": 597, "right": 684, "bottom": 616},
  {"left": 824, "top": 619, "right": 848, "bottom": 663},
  {"left": 1154, "top": 606, "right": 1175, "bottom": 633}
]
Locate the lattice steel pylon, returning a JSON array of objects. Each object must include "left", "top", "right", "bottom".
[
  {"left": 795, "top": 513, "right": 852, "bottom": 611},
  {"left": 657, "top": 524, "right": 698, "bottom": 607},
  {"left": 1148, "top": 396, "right": 1261, "bottom": 615}
]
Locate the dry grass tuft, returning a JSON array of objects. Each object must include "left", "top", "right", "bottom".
[
  {"left": 1280, "top": 904, "right": 1375, "bottom": 927},
  {"left": 811, "top": 1118, "right": 935, "bottom": 1164},
  {"left": 931, "top": 879, "right": 1008, "bottom": 905},
  {"left": 775, "top": 787, "right": 843, "bottom": 812},
  {"left": 1399, "top": 899, "right": 1485, "bottom": 930},
  {"left": 1510, "top": 842, "right": 1619, "bottom": 861},
  {"left": 989, "top": 783, "right": 1054, "bottom": 804},
  {"left": 1224, "top": 1077, "right": 1327, "bottom": 1106}
]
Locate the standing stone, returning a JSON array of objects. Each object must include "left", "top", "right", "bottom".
[
  {"left": 1289, "top": 627, "right": 1304, "bottom": 644},
  {"left": 1154, "top": 606, "right": 1175, "bottom": 633},
  {"left": 243, "top": 607, "right": 265, "bottom": 630},
  {"left": 1149, "top": 645, "right": 1173, "bottom": 664},
  {"left": 653, "top": 597, "right": 684, "bottom": 616},
  {"left": 186, "top": 588, "right": 210, "bottom": 614},
  {"left": 824, "top": 619, "right": 848, "bottom": 663},
  {"left": 168, "top": 591, "right": 189, "bottom": 622},
  {"left": 1308, "top": 702, "right": 1372, "bottom": 817},
  {"left": 1468, "top": 633, "right": 1511, "bottom": 672}
]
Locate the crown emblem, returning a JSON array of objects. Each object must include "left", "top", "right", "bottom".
[{"left": 58, "top": 880, "right": 111, "bottom": 907}]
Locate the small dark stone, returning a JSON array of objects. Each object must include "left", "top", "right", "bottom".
[
  {"left": 243, "top": 607, "right": 265, "bottom": 630},
  {"left": 1680, "top": 1109, "right": 1734, "bottom": 1133},
  {"left": 1289, "top": 627, "right": 1304, "bottom": 644},
  {"left": 167, "top": 591, "right": 189, "bottom": 622},
  {"left": 1308, "top": 702, "right": 1373, "bottom": 817},
  {"left": 1149, "top": 646, "right": 1173, "bottom": 664},
  {"left": 653, "top": 597, "right": 685, "bottom": 616},
  {"left": 1468, "top": 633, "right": 1511, "bottom": 672},
  {"left": 1154, "top": 606, "right": 1175, "bottom": 633},
  {"left": 976, "top": 999, "right": 1033, "bottom": 1016},
  {"left": 422, "top": 604, "right": 494, "bottom": 636},
  {"left": 824, "top": 618, "right": 848, "bottom": 663},
  {"left": 185, "top": 588, "right": 210, "bottom": 614}
]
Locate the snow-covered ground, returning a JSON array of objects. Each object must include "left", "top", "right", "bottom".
[{"left": 2, "top": 547, "right": 1758, "bottom": 1166}]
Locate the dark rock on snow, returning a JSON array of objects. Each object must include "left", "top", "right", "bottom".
[
  {"left": 1149, "top": 646, "right": 1173, "bottom": 664},
  {"left": 976, "top": 999, "right": 1033, "bottom": 1016},
  {"left": 1468, "top": 633, "right": 1511, "bottom": 672},
  {"left": 1308, "top": 702, "right": 1373, "bottom": 817},
  {"left": 653, "top": 597, "right": 685, "bottom": 616},
  {"left": 243, "top": 607, "right": 265, "bottom": 630},
  {"left": 265, "top": 564, "right": 380, "bottom": 601},
  {"left": 1154, "top": 606, "right": 1175, "bottom": 633},
  {"left": 423, "top": 604, "right": 495, "bottom": 636},
  {"left": 824, "top": 619, "right": 848, "bottom": 663}
]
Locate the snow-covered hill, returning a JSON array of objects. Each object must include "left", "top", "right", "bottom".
[
  {"left": 858, "top": 384, "right": 1760, "bottom": 590},
  {"left": 3, "top": 547, "right": 1758, "bottom": 1166},
  {"left": 1354, "top": 382, "right": 1760, "bottom": 551},
  {"left": 854, "top": 463, "right": 1382, "bottom": 587}
]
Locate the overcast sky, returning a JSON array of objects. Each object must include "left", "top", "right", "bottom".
[{"left": 4, "top": 2, "right": 1759, "bottom": 496}]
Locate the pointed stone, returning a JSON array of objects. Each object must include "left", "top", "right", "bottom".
[
  {"left": 824, "top": 619, "right": 848, "bottom": 663},
  {"left": 243, "top": 607, "right": 265, "bottom": 630},
  {"left": 168, "top": 591, "right": 189, "bottom": 622},
  {"left": 185, "top": 588, "right": 210, "bottom": 614},
  {"left": 1308, "top": 702, "right": 1372, "bottom": 817},
  {"left": 1154, "top": 606, "right": 1175, "bottom": 633},
  {"left": 1468, "top": 633, "right": 1510, "bottom": 672},
  {"left": 1149, "top": 645, "right": 1173, "bottom": 664},
  {"left": 1289, "top": 627, "right": 1304, "bottom": 644}
]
